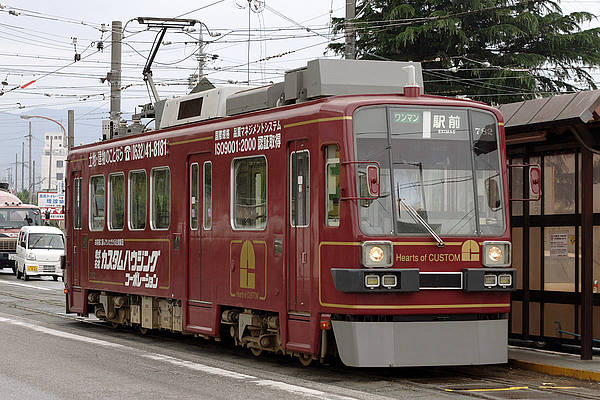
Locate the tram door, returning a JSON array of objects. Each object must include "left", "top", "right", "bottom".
[
  {"left": 187, "top": 154, "right": 211, "bottom": 303},
  {"left": 288, "top": 143, "right": 311, "bottom": 312},
  {"left": 67, "top": 172, "right": 83, "bottom": 312}
]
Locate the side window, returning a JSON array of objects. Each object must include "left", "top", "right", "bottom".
[
  {"left": 89, "top": 175, "right": 105, "bottom": 231},
  {"left": 108, "top": 173, "right": 125, "bottom": 230},
  {"left": 129, "top": 170, "right": 146, "bottom": 230},
  {"left": 232, "top": 156, "right": 267, "bottom": 230},
  {"left": 73, "top": 178, "right": 82, "bottom": 229},
  {"left": 151, "top": 167, "right": 170, "bottom": 230},
  {"left": 290, "top": 150, "right": 310, "bottom": 227},
  {"left": 190, "top": 163, "right": 199, "bottom": 230},
  {"left": 203, "top": 161, "right": 212, "bottom": 230},
  {"left": 325, "top": 145, "right": 340, "bottom": 227}
]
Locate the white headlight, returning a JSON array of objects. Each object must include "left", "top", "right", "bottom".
[
  {"left": 27, "top": 252, "right": 36, "bottom": 261},
  {"left": 482, "top": 241, "right": 511, "bottom": 267},
  {"left": 488, "top": 246, "right": 503, "bottom": 262},
  {"left": 369, "top": 246, "right": 384, "bottom": 262},
  {"left": 361, "top": 241, "right": 393, "bottom": 268}
]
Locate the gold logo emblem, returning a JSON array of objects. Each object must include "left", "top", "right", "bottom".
[
  {"left": 240, "top": 240, "right": 255, "bottom": 289},
  {"left": 461, "top": 240, "right": 480, "bottom": 262}
]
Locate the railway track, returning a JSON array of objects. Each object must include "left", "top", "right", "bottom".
[{"left": 0, "top": 279, "right": 598, "bottom": 399}]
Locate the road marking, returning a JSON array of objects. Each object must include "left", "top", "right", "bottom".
[
  {"left": 0, "top": 316, "right": 126, "bottom": 348},
  {"left": 445, "top": 386, "right": 528, "bottom": 392},
  {"left": 0, "top": 315, "right": 359, "bottom": 400},
  {"left": 0, "top": 280, "right": 52, "bottom": 291},
  {"left": 143, "top": 353, "right": 254, "bottom": 380}
]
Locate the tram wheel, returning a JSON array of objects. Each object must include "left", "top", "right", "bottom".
[
  {"left": 250, "top": 347, "right": 263, "bottom": 357},
  {"left": 138, "top": 326, "right": 148, "bottom": 335},
  {"left": 297, "top": 354, "right": 313, "bottom": 367}
]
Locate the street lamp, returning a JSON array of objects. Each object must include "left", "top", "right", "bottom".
[{"left": 20, "top": 114, "right": 67, "bottom": 203}]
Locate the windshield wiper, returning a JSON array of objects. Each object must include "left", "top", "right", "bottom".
[
  {"left": 397, "top": 187, "right": 444, "bottom": 247},
  {"left": 29, "top": 236, "right": 45, "bottom": 249}
]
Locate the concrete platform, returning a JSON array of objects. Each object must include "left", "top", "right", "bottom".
[{"left": 509, "top": 345, "right": 600, "bottom": 382}]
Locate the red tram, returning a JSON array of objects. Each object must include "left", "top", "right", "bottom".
[{"left": 65, "top": 59, "right": 519, "bottom": 367}]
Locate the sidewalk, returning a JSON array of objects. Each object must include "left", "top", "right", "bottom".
[{"left": 508, "top": 346, "right": 600, "bottom": 382}]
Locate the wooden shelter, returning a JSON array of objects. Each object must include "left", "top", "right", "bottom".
[{"left": 499, "top": 91, "right": 600, "bottom": 359}]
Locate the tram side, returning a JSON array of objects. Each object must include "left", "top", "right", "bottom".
[{"left": 66, "top": 89, "right": 521, "bottom": 367}]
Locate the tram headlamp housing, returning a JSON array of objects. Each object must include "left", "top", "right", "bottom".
[
  {"left": 484, "top": 274, "right": 497, "bottom": 287},
  {"left": 361, "top": 241, "right": 393, "bottom": 268},
  {"left": 365, "top": 274, "right": 380, "bottom": 288},
  {"left": 482, "top": 241, "right": 511, "bottom": 267},
  {"left": 382, "top": 274, "right": 397, "bottom": 288},
  {"left": 498, "top": 274, "right": 512, "bottom": 287}
]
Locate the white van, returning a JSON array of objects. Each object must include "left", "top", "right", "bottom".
[{"left": 11, "top": 226, "right": 65, "bottom": 281}]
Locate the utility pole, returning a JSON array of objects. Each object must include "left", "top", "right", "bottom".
[
  {"left": 32, "top": 161, "right": 36, "bottom": 201},
  {"left": 68, "top": 109, "right": 75, "bottom": 150},
  {"left": 48, "top": 136, "right": 53, "bottom": 191},
  {"left": 21, "top": 142, "right": 24, "bottom": 192},
  {"left": 15, "top": 153, "right": 18, "bottom": 191},
  {"left": 110, "top": 20, "right": 123, "bottom": 139},
  {"left": 28, "top": 120, "right": 32, "bottom": 203},
  {"left": 345, "top": 0, "right": 356, "bottom": 60}
]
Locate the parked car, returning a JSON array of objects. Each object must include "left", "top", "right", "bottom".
[{"left": 11, "top": 226, "right": 65, "bottom": 281}]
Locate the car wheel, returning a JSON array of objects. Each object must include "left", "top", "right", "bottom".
[{"left": 23, "top": 269, "right": 29, "bottom": 281}]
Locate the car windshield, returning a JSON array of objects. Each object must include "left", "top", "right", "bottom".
[
  {"left": 354, "top": 106, "right": 505, "bottom": 237},
  {"left": 0, "top": 208, "right": 41, "bottom": 229},
  {"left": 28, "top": 233, "right": 64, "bottom": 249}
]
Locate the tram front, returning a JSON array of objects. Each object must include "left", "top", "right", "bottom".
[{"left": 325, "top": 102, "right": 518, "bottom": 367}]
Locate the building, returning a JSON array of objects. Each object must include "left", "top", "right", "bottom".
[{"left": 40, "top": 131, "right": 67, "bottom": 193}]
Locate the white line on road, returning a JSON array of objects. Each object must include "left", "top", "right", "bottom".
[
  {"left": 0, "top": 315, "right": 360, "bottom": 400},
  {"left": 0, "top": 280, "right": 52, "bottom": 291}
]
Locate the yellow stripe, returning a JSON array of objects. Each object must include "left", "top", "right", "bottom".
[
  {"left": 69, "top": 157, "right": 87, "bottom": 163},
  {"left": 170, "top": 136, "right": 213, "bottom": 146},
  {"left": 124, "top": 238, "right": 169, "bottom": 242},
  {"left": 284, "top": 116, "right": 352, "bottom": 129},
  {"left": 319, "top": 302, "right": 510, "bottom": 310},
  {"left": 539, "top": 386, "right": 576, "bottom": 390},
  {"left": 509, "top": 360, "right": 600, "bottom": 382},
  {"left": 318, "top": 241, "right": 464, "bottom": 247},
  {"left": 445, "top": 386, "right": 527, "bottom": 392},
  {"left": 88, "top": 280, "right": 124, "bottom": 286},
  {"left": 393, "top": 241, "right": 463, "bottom": 246},
  {"left": 498, "top": 122, "right": 505, "bottom": 126}
]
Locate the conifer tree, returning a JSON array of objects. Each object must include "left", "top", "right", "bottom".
[{"left": 330, "top": 1, "right": 600, "bottom": 104}]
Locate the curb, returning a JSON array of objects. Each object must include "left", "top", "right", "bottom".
[{"left": 509, "top": 359, "right": 600, "bottom": 382}]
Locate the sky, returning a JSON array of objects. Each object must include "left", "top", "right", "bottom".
[{"left": 0, "top": 0, "right": 597, "bottom": 186}]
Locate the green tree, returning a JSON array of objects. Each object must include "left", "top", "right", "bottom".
[
  {"left": 16, "top": 190, "right": 30, "bottom": 204},
  {"left": 330, "top": 1, "right": 600, "bottom": 104}
]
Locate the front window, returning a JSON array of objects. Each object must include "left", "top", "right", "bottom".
[
  {"left": 0, "top": 208, "right": 41, "bottom": 229},
  {"left": 28, "top": 233, "right": 64, "bottom": 249},
  {"left": 354, "top": 106, "right": 505, "bottom": 237}
]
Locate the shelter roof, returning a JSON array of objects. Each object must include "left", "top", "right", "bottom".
[{"left": 498, "top": 90, "right": 600, "bottom": 130}]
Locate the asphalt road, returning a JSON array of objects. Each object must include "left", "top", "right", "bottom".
[{"left": 0, "top": 268, "right": 598, "bottom": 400}]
